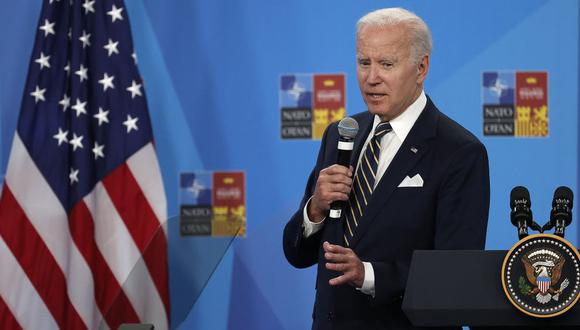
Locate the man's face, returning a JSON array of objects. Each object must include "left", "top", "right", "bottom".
[{"left": 356, "top": 24, "right": 429, "bottom": 122}]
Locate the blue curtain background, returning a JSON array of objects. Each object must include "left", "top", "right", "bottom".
[{"left": 0, "top": 0, "right": 577, "bottom": 329}]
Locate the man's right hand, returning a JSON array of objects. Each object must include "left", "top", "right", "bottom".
[{"left": 308, "top": 164, "right": 353, "bottom": 223}]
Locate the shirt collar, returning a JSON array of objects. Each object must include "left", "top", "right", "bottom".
[{"left": 371, "top": 90, "right": 426, "bottom": 142}]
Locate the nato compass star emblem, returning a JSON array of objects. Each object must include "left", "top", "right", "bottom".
[{"left": 502, "top": 234, "right": 580, "bottom": 318}]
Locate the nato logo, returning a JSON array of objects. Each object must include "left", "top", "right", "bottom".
[
  {"left": 483, "top": 72, "right": 515, "bottom": 105},
  {"left": 179, "top": 172, "right": 212, "bottom": 236},
  {"left": 280, "top": 73, "right": 346, "bottom": 140},
  {"left": 280, "top": 75, "right": 312, "bottom": 108},
  {"left": 483, "top": 72, "right": 516, "bottom": 136},
  {"left": 180, "top": 172, "right": 212, "bottom": 205},
  {"left": 482, "top": 71, "right": 548, "bottom": 137},
  {"left": 280, "top": 74, "right": 313, "bottom": 139}
]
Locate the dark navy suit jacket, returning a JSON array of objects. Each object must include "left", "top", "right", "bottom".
[{"left": 283, "top": 97, "right": 490, "bottom": 329}]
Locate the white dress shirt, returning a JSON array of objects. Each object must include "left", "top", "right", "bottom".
[{"left": 302, "top": 91, "right": 427, "bottom": 297}]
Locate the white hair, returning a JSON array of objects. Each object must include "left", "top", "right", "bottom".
[{"left": 356, "top": 8, "right": 432, "bottom": 64}]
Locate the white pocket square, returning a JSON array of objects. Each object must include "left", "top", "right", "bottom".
[{"left": 398, "top": 174, "right": 424, "bottom": 187}]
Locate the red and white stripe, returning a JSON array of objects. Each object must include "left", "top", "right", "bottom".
[
  {"left": 538, "top": 278, "right": 551, "bottom": 294},
  {"left": 0, "top": 134, "right": 169, "bottom": 329}
]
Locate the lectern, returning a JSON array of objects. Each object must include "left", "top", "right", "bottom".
[{"left": 402, "top": 250, "right": 580, "bottom": 327}]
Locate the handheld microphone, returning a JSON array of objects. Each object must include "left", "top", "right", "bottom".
[
  {"left": 510, "top": 186, "right": 535, "bottom": 239},
  {"left": 329, "top": 117, "right": 359, "bottom": 219},
  {"left": 543, "top": 186, "right": 573, "bottom": 238}
]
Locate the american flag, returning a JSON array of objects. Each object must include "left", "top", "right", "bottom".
[{"left": 0, "top": 0, "right": 169, "bottom": 329}]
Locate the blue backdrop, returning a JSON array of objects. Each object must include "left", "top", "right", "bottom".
[{"left": 0, "top": 0, "right": 578, "bottom": 329}]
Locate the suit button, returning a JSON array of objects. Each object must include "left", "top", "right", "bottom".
[{"left": 327, "top": 312, "right": 333, "bottom": 321}]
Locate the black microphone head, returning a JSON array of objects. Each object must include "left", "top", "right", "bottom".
[
  {"left": 510, "top": 186, "right": 532, "bottom": 228},
  {"left": 552, "top": 186, "right": 573, "bottom": 227},
  {"left": 510, "top": 186, "right": 531, "bottom": 208},
  {"left": 338, "top": 117, "right": 359, "bottom": 140},
  {"left": 553, "top": 186, "right": 573, "bottom": 209}
]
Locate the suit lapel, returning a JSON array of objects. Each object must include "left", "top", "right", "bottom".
[{"left": 349, "top": 98, "right": 440, "bottom": 248}]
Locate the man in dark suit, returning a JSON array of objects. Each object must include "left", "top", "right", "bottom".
[{"left": 283, "top": 7, "right": 490, "bottom": 330}]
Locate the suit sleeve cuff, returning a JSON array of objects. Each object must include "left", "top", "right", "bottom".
[
  {"left": 302, "top": 196, "right": 325, "bottom": 237},
  {"left": 357, "top": 261, "right": 375, "bottom": 297}
]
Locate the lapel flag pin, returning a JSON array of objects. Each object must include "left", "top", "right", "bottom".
[{"left": 410, "top": 147, "right": 418, "bottom": 154}]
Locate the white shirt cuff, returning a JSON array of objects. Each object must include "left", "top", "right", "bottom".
[
  {"left": 357, "top": 261, "right": 375, "bottom": 297},
  {"left": 302, "top": 197, "right": 325, "bottom": 237}
]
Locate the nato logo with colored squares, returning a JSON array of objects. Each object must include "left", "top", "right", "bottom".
[
  {"left": 280, "top": 73, "right": 346, "bottom": 140},
  {"left": 179, "top": 171, "right": 246, "bottom": 237},
  {"left": 482, "top": 71, "right": 548, "bottom": 137}
]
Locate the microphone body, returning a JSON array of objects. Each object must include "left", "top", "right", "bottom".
[
  {"left": 329, "top": 117, "right": 358, "bottom": 219},
  {"left": 516, "top": 221, "right": 528, "bottom": 239},
  {"left": 510, "top": 186, "right": 533, "bottom": 240}
]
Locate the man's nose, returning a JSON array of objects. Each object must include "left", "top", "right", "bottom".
[{"left": 366, "top": 64, "right": 381, "bottom": 84}]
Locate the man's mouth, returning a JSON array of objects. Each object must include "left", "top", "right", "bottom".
[{"left": 366, "top": 93, "right": 386, "bottom": 100}]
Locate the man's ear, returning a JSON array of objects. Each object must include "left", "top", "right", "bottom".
[{"left": 417, "top": 54, "right": 430, "bottom": 84}]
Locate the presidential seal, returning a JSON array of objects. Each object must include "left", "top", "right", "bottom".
[{"left": 502, "top": 234, "right": 580, "bottom": 318}]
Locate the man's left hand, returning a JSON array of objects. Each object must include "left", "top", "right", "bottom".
[{"left": 323, "top": 241, "right": 364, "bottom": 288}]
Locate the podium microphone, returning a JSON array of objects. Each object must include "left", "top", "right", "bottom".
[
  {"left": 510, "top": 186, "right": 537, "bottom": 239},
  {"left": 329, "top": 117, "right": 359, "bottom": 219},
  {"left": 542, "top": 186, "right": 574, "bottom": 238}
]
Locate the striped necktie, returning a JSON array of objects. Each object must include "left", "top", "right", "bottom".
[{"left": 343, "top": 122, "right": 392, "bottom": 246}]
